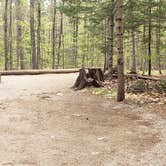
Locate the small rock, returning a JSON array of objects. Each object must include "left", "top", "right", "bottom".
[
  {"left": 97, "top": 137, "right": 105, "bottom": 141},
  {"left": 57, "top": 92, "right": 63, "bottom": 96}
]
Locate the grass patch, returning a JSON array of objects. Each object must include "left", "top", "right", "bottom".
[{"left": 91, "top": 87, "right": 117, "bottom": 98}]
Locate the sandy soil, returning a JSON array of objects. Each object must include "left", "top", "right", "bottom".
[{"left": 0, "top": 74, "right": 166, "bottom": 166}]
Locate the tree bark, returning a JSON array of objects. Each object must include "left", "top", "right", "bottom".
[
  {"left": 107, "top": 0, "right": 114, "bottom": 78},
  {"left": 30, "top": 0, "right": 37, "bottom": 69},
  {"left": 62, "top": 34, "right": 65, "bottom": 69},
  {"left": 62, "top": 2, "right": 65, "bottom": 69},
  {"left": 156, "top": 0, "right": 162, "bottom": 74},
  {"left": 52, "top": 0, "right": 57, "bottom": 69},
  {"left": 72, "top": 16, "right": 79, "bottom": 68},
  {"left": 16, "top": 0, "right": 24, "bottom": 69},
  {"left": 131, "top": 29, "right": 136, "bottom": 73},
  {"left": 82, "top": 16, "right": 87, "bottom": 66},
  {"left": 74, "top": 68, "right": 104, "bottom": 90},
  {"left": 104, "top": 18, "right": 107, "bottom": 72},
  {"left": 37, "top": 0, "right": 41, "bottom": 69},
  {"left": 1, "top": 69, "right": 79, "bottom": 76},
  {"left": 9, "top": 0, "right": 13, "bottom": 70},
  {"left": 148, "top": 2, "right": 152, "bottom": 76},
  {"left": 117, "top": 0, "right": 125, "bottom": 102},
  {"left": 142, "top": 21, "right": 147, "bottom": 75},
  {"left": 4, "top": 0, "right": 9, "bottom": 70},
  {"left": 57, "top": 10, "right": 63, "bottom": 69},
  {"left": 75, "top": 17, "right": 79, "bottom": 68}
]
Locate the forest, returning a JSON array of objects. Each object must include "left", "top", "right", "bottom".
[
  {"left": 0, "top": 0, "right": 166, "bottom": 73},
  {"left": 0, "top": 0, "right": 166, "bottom": 165}
]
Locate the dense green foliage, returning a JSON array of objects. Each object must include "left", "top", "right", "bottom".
[{"left": 0, "top": 0, "right": 165, "bottom": 73}]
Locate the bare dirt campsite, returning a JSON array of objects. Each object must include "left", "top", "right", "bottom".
[
  {"left": 0, "top": 73, "right": 165, "bottom": 166},
  {"left": 1, "top": 0, "right": 166, "bottom": 165}
]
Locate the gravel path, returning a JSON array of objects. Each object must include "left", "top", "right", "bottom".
[{"left": 0, "top": 74, "right": 165, "bottom": 166}]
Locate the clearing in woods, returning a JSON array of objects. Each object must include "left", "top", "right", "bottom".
[{"left": 0, "top": 74, "right": 166, "bottom": 166}]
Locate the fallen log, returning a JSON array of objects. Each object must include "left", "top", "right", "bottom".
[
  {"left": 73, "top": 68, "right": 104, "bottom": 90},
  {"left": 0, "top": 69, "right": 79, "bottom": 76},
  {"left": 112, "top": 74, "right": 162, "bottom": 81},
  {"left": 126, "top": 74, "right": 162, "bottom": 81}
]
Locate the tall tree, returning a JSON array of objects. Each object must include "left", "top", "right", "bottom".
[
  {"left": 37, "top": 0, "right": 41, "bottom": 69},
  {"left": 57, "top": 5, "right": 64, "bottom": 69},
  {"left": 4, "top": 0, "right": 9, "bottom": 70},
  {"left": 142, "top": 23, "right": 147, "bottom": 74},
  {"left": 104, "top": 18, "right": 107, "bottom": 72},
  {"left": 131, "top": 29, "right": 136, "bottom": 73},
  {"left": 9, "top": 0, "right": 13, "bottom": 70},
  {"left": 108, "top": 0, "right": 114, "bottom": 78},
  {"left": 30, "top": 0, "right": 37, "bottom": 69},
  {"left": 148, "top": 0, "right": 152, "bottom": 76},
  {"left": 156, "top": 0, "right": 162, "bottom": 74},
  {"left": 52, "top": 0, "right": 57, "bottom": 69},
  {"left": 16, "top": 0, "right": 24, "bottom": 69},
  {"left": 72, "top": 16, "right": 79, "bottom": 68},
  {"left": 117, "top": 0, "right": 125, "bottom": 102},
  {"left": 124, "top": 0, "right": 142, "bottom": 74},
  {"left": 0, "top": 0, "right": 166, "bottom": 72}
]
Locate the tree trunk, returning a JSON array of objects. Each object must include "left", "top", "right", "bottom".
[
  {"left": 4, "top": 0, "right": 9, "bottom": 70},
  {"left": 72, "top": 19, "right": 76, "bottom": 67},
  {"left": 140, "top": 25, "right": 145, "bottom": 72},
  {"left": 62, "top": 34, "right": 65, "bottom": 69},
  {"left": 30, "top": 0, "right": 36, "bottom": 69},
  {"left": 52, "top": 0, "right": 57, "bottom": 69},
  {"left": 156, "top": 0, "right": 162, "bottom": 75},
  {"left": 75, "top": 17, "right": 79, "bottom": 68},
  {"left": 104, "top": 18, "right": 107, "bottom": 72},
  {"left": 89, "top": 32, "right": 94, "bottom": 67},
  {"left": 9, "top": 0, "right": 13, "bottom": 70},
  {"left": 142, "top": 22, "right": 147, "bottom": 75},
  {"left": 148, "top": 2, "right": 152, "bottom": 76},
  {"left": 37, "top": 0, "right": 41, "bottom": 69},
  {"left": 82, "top": 16, "right": 87, "bottom": 66},
  {"left": 117, "top": 0, "right": 125, "bottom": 102},
  {"left": 131, "top": 29, "right": 136, "bottom": 73},
  {"left": 16, "top": 0, "right": 24, "bottom": 70},
  {"left": 57, "top": 11, "right": 63, "bottom": 69},
  {"left": 107, "top": 0, "right": 114, "bottom": 78},
  {"left": 72, "top": 16, "right": 79, "bottom": 68}
]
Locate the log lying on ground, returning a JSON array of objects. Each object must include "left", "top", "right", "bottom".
[
  {"left": 126, "top": 74, "right": 162, "bottom": 81},
  {"left": 112, "top": 74, "right": 162, "bottom": 81},
  {"left": 0, "top": 69, "right": 79, "bottom": 76},
  {"left": 73, "top": 68, "right": 104, "bottom": 90}
]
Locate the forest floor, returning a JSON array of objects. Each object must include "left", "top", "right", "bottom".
[{"left": 0, "top": 74, "right": 166, "bottom": 166}]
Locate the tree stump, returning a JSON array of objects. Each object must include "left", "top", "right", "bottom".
[
  {"left": 73, "top": 68, "right": 104, "bottom": 90},
  {"left": 104, "top": 66, "right": 118, "bottom": 80}
]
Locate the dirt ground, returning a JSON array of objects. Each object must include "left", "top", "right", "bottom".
[{"left": 0, "top": 74, "right": 166, "bottom": 166}]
